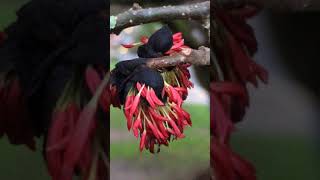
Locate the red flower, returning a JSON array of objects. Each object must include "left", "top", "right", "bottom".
[
  {"left": 212, "top": 137, "right": 256, "bottom": 180},
  {"left": 45, "top": 66, "right": 110, "bottom": 180},
  {"left": 123, "top": 66, "right": 193, "bottom": 152},
  {"left": 85, "top": 66, "right": 114, "bottom": 110},
  {"left": 46, "top": 103, "right": 80, "bottom": 179},
  {"left": 116, "top": 28, "right": 194, "bottom": 153},
  {"left": 121, "top": 38, "right": 146, "bottom": 48},
  {"left": 165, "top": 32, "right": 190, "bottom": 54},
  {"left": 140, "top": 36, "right": 149, "bottom": 44},
  {"left": 0, "top": 74, "right": 36, "bottom": 150},
  {"left": 0, "top": 31, "right": 6, "bottom": 45},
  {"left": 173, "top": 32, "right": 182, "bottom": 42},
  {"left": 211, "top": 3, "right": 268, "bottom": 180},
  {"left": 121, "top": 43, "right": 136, "bottom": 48},
  {"left": 227, "top": 34, "right": 268, "bottom": 86}
]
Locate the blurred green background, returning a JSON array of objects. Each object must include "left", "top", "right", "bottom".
[{"left": 232, "top": 133, "right": 319, "bottom": 180}]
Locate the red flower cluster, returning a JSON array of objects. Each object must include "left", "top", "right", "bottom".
[
  {"left": 165, "top": 32, "right": 189, "bottom": 54},
  {"left": 211, "top": 138, "right": 256, "bottom": 180},
  {"left": 46, "top": 67, "right": 109, "bottom": 180},
  {"left": 0, "top": 75, "right": 36, "bottom": 150},
  {"left": 211, "top": 3, "right": 267, "bottom": 180},
  {"left": 124, "top": 66, "right": 193, "bottom": 153},
  {"left": 1, "top": 33, "right": 35, "bottom": 148},
  {"left": 120, "top": 31, "right": 194, "bottom": 152},
  {"left": 1, "top": 38, "right": 108, "bottom": 180},
  {"left": 0, "top": 2, "right": 110, "bottom": 179}
]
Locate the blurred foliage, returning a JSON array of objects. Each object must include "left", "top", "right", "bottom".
[{"left": 0, "top": 0, "right": 29, "bottom": 29}]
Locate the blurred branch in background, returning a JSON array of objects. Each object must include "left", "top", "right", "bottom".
[
  {"left": 110, "top": 0, "right": 198, "bottom": 5},
  {"left": 219, "top": 0, "right": 320, "bottom": 11},
  {"left": 111, "top": 1, "right": 210, "bottom": 34}
]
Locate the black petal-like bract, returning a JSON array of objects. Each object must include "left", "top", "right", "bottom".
[
  {"left": 113, "top": 26, "right": 174, "bottom": 103},
  {"left": 119, "top": 67, "right": 164, "bottom": 103},
  {"left": 137, "top": 26, "right": 173, "bottom": 58}
]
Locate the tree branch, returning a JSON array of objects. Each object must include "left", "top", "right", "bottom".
[
  {"left": 219, "top": 0, "right": 320, "bottom": 11},
  {"left": 146, "top": 46, "right": 210, "bottom": 69},
  {"left": 111, "top": 1, "right": 210, "bottom": 34}
]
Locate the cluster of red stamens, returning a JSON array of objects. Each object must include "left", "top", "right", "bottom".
[
  {"left": 165, "top": 32, "right": 189, "bottom": 54},
  {"left": 124, "top": 64, "right": 193, "bottom": 153},
  {"left": 120, "top": 29, "right": 194, "bottom": 152}
]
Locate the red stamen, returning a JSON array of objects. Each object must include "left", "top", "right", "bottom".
[
  {"left": 173, "top": 32, "right": 182, "bottom": 42},
  {"left": 149, "top": 88, "right": 164, "bottom": 106},
  {"left": 85, "top": 67, "right": 101, "bottom": 95},
  {"left": 133, "top": 116, "right": 141, "bottom": 138},
  {"left": 169, "top": 86, "right": 182, "bottom": 106},
  {"left": 140, "top": 36, "right": 149, "bottom": 44},
  {"left": 121, "top": 44, "right": 135, "bottom": 48},
  {"left": 168, "top": 120, "right": 182, "bottom": 138},
  {"left": 147, "top": 120, "right": 160, "bottom": 140},
  {"left": 166, "top": 127, "right": 175, "bottom": 135},
  {"left": 171, "top": 39, "right": 185, "bottom": 50},
  {"left": 148, "top": 108, "right": 169, "bottom": 121},
  {"left": 124, "top": 95, "right": 134, "bottom": 110},
  {"left": 181, "top": 109, "right": 192, "bottom": 126},
  {"left": 146, "top": 88, "right": 156, "bottom": 108},
  {"left": 127, "top": 116, "right": 132, "bottom": 130},
  {"left": 136, "top": 82, "right": 146, "bottom": 97},
  {"left": 139, "top": 130, "right": 147, "bottom": 152},
  {"left": 129, "top": 85, "right": 145, "bottom": 119},
  {"left": 172, "top": 105, "right": 184, "bottom": 120},
  {"left": 156, "top": 120, "right": 169, "bottom": 138},
  {"left": 161, "top": 88, "right": 165, "bottom": 98}
]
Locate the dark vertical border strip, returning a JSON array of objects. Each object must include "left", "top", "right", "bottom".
[{"left": 210, "top": 1, "right": 214, "bottom": 179}]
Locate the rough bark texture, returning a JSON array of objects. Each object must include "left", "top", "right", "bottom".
[
  {"left": 146, "top": 46, "right": 210, "bottom": 69},
  {"left": 111, "top": 1, "right": 210, "bottom": 34}
]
